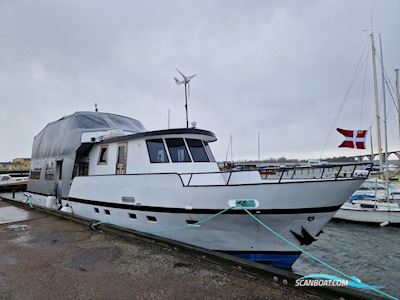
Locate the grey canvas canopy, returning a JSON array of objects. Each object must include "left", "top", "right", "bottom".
[
  {"left": 31, "top": 111, "right": 145, "bottom": 159},
  {"left": 28, "top": 111, "right": 146, "bottom": 198}
]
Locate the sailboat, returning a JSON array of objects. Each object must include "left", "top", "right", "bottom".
[{"left": 334, "top": 33, "right": 400, "bottom": 225}]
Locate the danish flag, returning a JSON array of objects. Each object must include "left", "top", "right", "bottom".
[{"left": 336, "top": 128, "right": 367, "bottom": 149}]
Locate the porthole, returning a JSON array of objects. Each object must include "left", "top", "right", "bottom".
[{"left": 147, "top": 216, "right": 157, "bottom": 222}]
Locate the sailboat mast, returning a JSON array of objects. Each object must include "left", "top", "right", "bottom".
[
  {"left": 257, "top": 131, "right": 260, "bottom": 164},
  {"left": 396, "top": 68, "right": 400, "bottom": 139},
  {"left": 370, "top": 33, "right": 384, "bottom": 174},
  {"left": 230, "top": 134, "right": 233, "bottom": 162},
  {"left": 378, "top": 34, "right": 390, "bottom": 199},
  {"left": 369, "top": 126, "right": 374, "bottom": 161}
]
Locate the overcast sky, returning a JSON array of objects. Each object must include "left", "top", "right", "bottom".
[{"left": 0, "top": 0, "right": 399, "bottom": 162}]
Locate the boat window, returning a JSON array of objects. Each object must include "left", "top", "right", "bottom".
[
  {"left": 29, "top": 169, "right": 41, "bottom": 180},
  {"left": 97, "top": 145, "right": 108, "bottom": 165},
  {"left": 146, "top": 139, "right": 169, "bottom": 163},
  {"left": 186, "top": 139, "right": 210, "bottom": 162},
  {"left": 71, "top": 114, "right": 109, "bottom": 129},
  {"left": 73, "top": 162, "right": 89, "bottom": 177},
  {"left": 116, "top": 143, "right": 128, "bottom": 174},
  {"left": 358, "top": 187, "right": 370, "bottom": 190},
  {"left": 45, "top": 162, "right": 55, "bottom": 181},
  {"left": 203, "top": 141, "right": 216, "bottom": 162},
  {"left": 108, "top": 115, "right": 145, "bottom": 132},
  {"left": 57, "top": 161, "right": 63, "bottom": 180},
  {"left": 147, "top": 216, "right": 157, "bottom": 222},
  {"left": 165, "top": 138, "right": 191, "bottom": 163}
]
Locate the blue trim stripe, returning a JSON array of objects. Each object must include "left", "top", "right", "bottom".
[{"left": 227, "top": 252, "right": 301, "bottom": 269}]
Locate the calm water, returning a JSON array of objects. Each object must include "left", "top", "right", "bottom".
[{"left": 293, "top": 220, "right": 400, "bottom": 298}]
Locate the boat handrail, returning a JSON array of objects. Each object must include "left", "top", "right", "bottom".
[{"left": 178, "top": 162, "right": 373, "bottom": 187}]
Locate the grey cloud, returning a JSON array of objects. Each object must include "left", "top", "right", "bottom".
[{"left": 0, "top": 0, "right": 399, "bottom": 161}]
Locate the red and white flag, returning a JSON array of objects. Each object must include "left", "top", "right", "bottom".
[{"left": 336, "top": 128, "right": 367, "bottom": 149}]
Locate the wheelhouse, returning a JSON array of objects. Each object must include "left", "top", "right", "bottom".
[{"left": 88, "top": 128, "right": 219, "bottom": 175}]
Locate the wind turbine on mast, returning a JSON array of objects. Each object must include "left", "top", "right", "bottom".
[{"left": 174, "top": 68, "right": 197, "bottom": 128}]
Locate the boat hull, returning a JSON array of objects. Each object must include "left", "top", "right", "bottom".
[
  {"left": 334, "top": 206, "right": 400, "bottom": 224},
  {"left": 25, "top": 174, "right": 364, "bottom": 268}
]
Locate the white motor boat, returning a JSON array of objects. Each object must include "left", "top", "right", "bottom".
[
  {"left": 334, "top": 198, "right": 400, "bottom": 225},
  {"left": 351, "top": 178, "right": 400, "bottom": 201},
  {"left": 6, "top": 112, "right": 372, "bottom": 268},
  {"left": 0, "top": 174, "right": 28, "bottom": 191},
  {"left": 334, "top": 179, "right": 400, "bottom": 225}
]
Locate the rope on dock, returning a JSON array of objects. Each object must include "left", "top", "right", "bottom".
[
  {"left": 242, "top": 208, "right": 397, "bottom": 300},
  {"left": 25, "top": 195, "right": 33, "bottom": 209}
]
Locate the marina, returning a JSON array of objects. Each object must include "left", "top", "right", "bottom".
[{"left": 1, "top": 1, "right": 399, "bottom": 299}]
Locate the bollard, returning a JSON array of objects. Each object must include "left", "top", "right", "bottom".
[{"left": 12, "top": 190, "right": 15, "bottom": 199}]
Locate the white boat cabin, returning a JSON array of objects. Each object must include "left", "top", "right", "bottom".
[{"left": 89, "top": 129, "right": 219, "bottom": 175}]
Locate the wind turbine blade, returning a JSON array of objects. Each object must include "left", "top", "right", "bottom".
[
  {"left": 174, "top": 77, "right": 184, "bottom": 85},
  {"left": 176, "top": 68, "right": 187, "bottom": 81},
  {"left": 187, "top": 74, "right": 197, "bottom": 81},
  {"left": 188, "top": 82, "right": 191, "bottom": 99}
]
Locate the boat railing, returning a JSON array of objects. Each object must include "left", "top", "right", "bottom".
[{"left": 178, "top": 162, "right": 373, "bottom": 187}]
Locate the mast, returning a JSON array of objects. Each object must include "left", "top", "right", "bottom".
[
  {"left": 257, "top": 131, "right": 260, "bottom": 165},
  {"left": 396, "top": 68, "right": 400, "bottom": 139},
  {"left": 379, "top": 34, "right": 389, "bottom": 201},
  {"left": 184, "top": 83, "right": 189, "bottom": 128},
  {"left": 230, "top": 134, "right": 233, "bottom": 163},
  {"left": 370, "top": 33, "right": 384, "bottom": 174},
  {"left": 369, "top": 126, "right": 374, "bottom": 161}
]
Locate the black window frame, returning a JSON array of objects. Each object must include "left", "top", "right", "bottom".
[
  {"left": 185, "top": 138, "right": 210, "bottom": 162},
  {"left": 29, "top": 169, "right": 41, "bottom": 180},
  {"left": 165, "top": 138, "right": 192, "bottom": 163},
  {"left": 203, "top": 141, "right": 216, "bottom": 162},
  {"left": 146, "top": 139, "right": 170, "bottom": 163},
  {"left": 97, "top": 145, "right": 109, "bottom": 165}
]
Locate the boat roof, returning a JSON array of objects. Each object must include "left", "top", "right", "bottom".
[
  {"left": 31, "top": 111, "right": 146, "bottom": 159},
  {"left": 100, "top": 128, "right": 217, "bottom": 144}
]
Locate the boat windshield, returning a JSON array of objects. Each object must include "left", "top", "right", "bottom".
[
  {"left": 186, "top": 139, "right": 209, "bottom": 162},
  {"left": 165, "top": 138, "right": 191, "bottom": 163},
  {"left": 146, "top": 139, "right": 169, "bottom": 163}
]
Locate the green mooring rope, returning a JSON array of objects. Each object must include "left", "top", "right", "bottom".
[
  {"left": 242, "top": 208, "right": 397, "bottom": 300},
  {"left": 25, "top": 195, "right": 33, "bottom": 208}
]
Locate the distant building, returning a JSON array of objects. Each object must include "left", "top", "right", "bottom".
[{"left": 0, "top": 158, "right": 30, "bottom": 172}]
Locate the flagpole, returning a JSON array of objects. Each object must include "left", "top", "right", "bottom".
[{"left": 370, "top": 33, "right": 384, "bottom": 174}]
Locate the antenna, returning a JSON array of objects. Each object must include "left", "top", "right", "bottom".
[
  {"left": 168, "top": 108, "right": 171, "bottom": 129},
  {"left": 174, "top": 68, "right": 197, "bottom": 128},
  {"left": 95, "top": 103, "right": 98, "bottom": 112}
]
